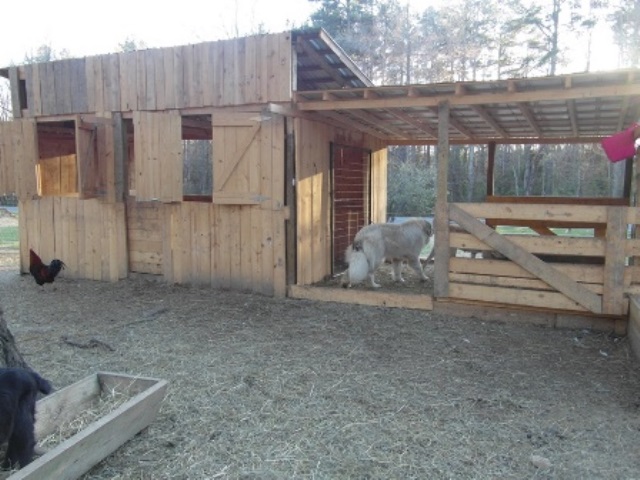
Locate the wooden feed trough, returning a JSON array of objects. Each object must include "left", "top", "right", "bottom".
[{"left": 5, "top": 372, "right": 167, "bottom": 480}]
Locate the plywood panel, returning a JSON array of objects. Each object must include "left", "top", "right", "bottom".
[
  {"left": 13, "top": 120, "right": 39, "bottom": 201},
  {"left": 40, "top": 62, "right": 56, "bottom": 115},
  {"left": 26, "top": 63, "right": 43, "bottom": 116},
  {"left": 172, "top": 45, "right": 186, "bottom": 109},
  {"left": 449, "top": 283, "right": 589, "bottom": 312},
  {"left": 127, "top": 201, "right": 164, "bottom": 276},
  {"left": 603, "top": 207, "right": 626, "bottom": 315},
  {"left": 189, "top": 44, "right": 204, "bottom": 108},
  {"left": 103, "top": 54, "right": 120, "bottom": 112},
  {"left": 53, "top": 61, "right": 72, "bottom": 115},
  {"left": 214, "top": 205, "right": 232, "bottom": 288},
  {"left": 222, "top": 39, "right": 237, "bottom": 106},
  {"left": 162, "top": 47, "right": 177, "bottom": 109},
  {"left": 152, "top": 49, "right": 166, "bottom": 111},
  {"left": 198, "top": 42, "right": 215, "bottom": 107},
  {"left": 229, "top": 205, "right": 242, "bottom": 290},
  {"left": 214, "top": 40, "right": 225, "bottom": 106},
  {"left": 265, "top": 115, "right": 286, "bottom": 295},
  {"left": 20, "top": 198, "right": 126, "bottom": 281},
  {"left": 133, "top": 111, "right": 182, "bottom": 202},
  {"left": 192, "top": 202, "right": 212, "bottom": 283},
  {"left": 61, "top": 197, "right": 78, "bottom": 275},
  {"left": 244, "top": 35, "right": 259, "bottom": 104},
  {"left": 0, "top": 122, "right": 17, "bottom": 194},
  {"left": 70, "top": 59, "right": 89, "bottom": 113},
  {"left": 85, "top": 56, "right": 98, "bottom": 115},
  {"left": 267, "top": 32, "right": 292, "bottom": 102},
  {"left": 210, "top": 204, "right": 223, "bottom": 287},
  {"left": 118, "top": 51, "right": 138, "bottom": 111},
  {"left": 295, "top": 117, "right": 332, "bottom": 285}
]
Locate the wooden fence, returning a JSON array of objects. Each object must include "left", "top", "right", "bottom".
[{"left": 444, "top": 202, "right": 640, "bottom": 316}]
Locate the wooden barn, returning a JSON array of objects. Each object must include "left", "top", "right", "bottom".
[{"left": 1, "top": 29, "right": 640, "bottom": 332}]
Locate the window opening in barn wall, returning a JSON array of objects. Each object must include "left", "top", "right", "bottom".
[
  {"left": 331, "top": 143, "right": 371, "bottom": 273},
  {"left": 36, "top": 118, "right": 105, "bottom": 199},
  {"left": 36, "top": 120, "right": 79, "bottom": 197},
  {"left": 182, "top": 114, "right": 212, "bottom": 202}
]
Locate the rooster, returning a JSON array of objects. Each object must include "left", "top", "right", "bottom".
[{"left": 29, "top": 249, "right": 65, "bottom": 286}]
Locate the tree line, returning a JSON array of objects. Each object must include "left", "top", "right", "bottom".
[
  {"left": 306, "top": 0, "right": 638, "bottom": 216},
  {"left": 1, "top": 2, "right": 638, "bottom": 212}
]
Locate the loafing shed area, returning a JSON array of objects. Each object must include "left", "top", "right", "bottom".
[{"left": 1, "top": 29, "right": 640, "bottom": 334}]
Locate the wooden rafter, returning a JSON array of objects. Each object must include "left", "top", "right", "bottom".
[
  {"left": 318, "top": 111, "right": 391, "bottom": 139},
  {"left": 297, "top": 39, "right": 347, "bottom": 87},
  {"left": 470, "top": 105, "right": 508, "bottom": 138},
  {"left": 365, "top": 90, "right": 438, "bottom": 138},
  {"left": 567, "top": 100, "right": 579, "bottom": 137},
  {"left": 518, "top": 103, "right": 543, "bottom": 137},
  {"left": 295, "top": 68, "right": 640, "bottom": 145},
  {"left": 296, "top": 83, "right": 640, "bottom": 111}
]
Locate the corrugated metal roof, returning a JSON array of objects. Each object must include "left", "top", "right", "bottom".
[{"left": 293, "top": 30, "right": 640, "bottom": 145}]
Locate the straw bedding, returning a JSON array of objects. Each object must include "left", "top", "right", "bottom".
[{"left": 0, "top": 245, "right": 639, "bottom": 479}]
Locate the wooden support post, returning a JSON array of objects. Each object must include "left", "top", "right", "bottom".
[
  {"left": 487, "top": 141, "right": 496, "bottom": 197},
  {"left": 8, "top": 67, "right": 22, "bottom": 119},
  {"left": 285, "top": 117, "right": 297, "bottom": 286},
  {"left": 624, "top": 156, "right": 633, "bottom": 203},
  {"left": 433, "top": 101, "right": 450, "bottom": 298},
  {"left": 603, "top": 206, "right": 626, "bottom": 315},
  {"left": 112, "top": 113, "right": 127, "bottom": 202}
]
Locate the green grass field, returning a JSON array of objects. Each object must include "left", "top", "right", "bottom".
[
  {"left": 496, "top": 226, "right": 595, "bottom": 237},
  {"left": 0, "top": 226, "right": 19, "bottom": 249}
]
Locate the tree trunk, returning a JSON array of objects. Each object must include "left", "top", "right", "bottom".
[{"left": 0, "top": 307, "right": 30, "bottom": 369}]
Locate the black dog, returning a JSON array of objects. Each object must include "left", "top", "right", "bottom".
[{"left": 0, "top": 368, "right": 52, "bottom": 470}]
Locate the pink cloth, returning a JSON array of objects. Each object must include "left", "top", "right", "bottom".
[{"left": 601, "top": 123, "right": 639, "bottom": 163}]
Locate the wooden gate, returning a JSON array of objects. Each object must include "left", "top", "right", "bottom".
[{"left": 441, "top": 202, "right": 640, "bottom": 316}]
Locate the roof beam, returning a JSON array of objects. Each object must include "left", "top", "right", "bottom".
[{"left": 296, "top": 83, "right": 640, "bottom": 111}]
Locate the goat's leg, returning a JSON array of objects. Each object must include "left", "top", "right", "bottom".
[{"left": 408, "top": 257, "right": 429, "bottom": 281}]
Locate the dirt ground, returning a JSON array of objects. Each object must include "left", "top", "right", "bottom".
[{"left": 1, "top": 242, "right": 640, "bottom": 479}]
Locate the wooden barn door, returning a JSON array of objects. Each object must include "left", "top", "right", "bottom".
[{"left": 331, "top": 144, "right": 371, "bottom": 272}]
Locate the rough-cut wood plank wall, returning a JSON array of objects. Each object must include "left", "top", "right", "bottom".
[
  {"left": 295, "top": 117, "right": 331, "bottom": 285},
  {"left": 160, "top": 203, "right": 286, "bottom": 295},
  {"left": 0, "top": 122, "right": 18, "bottom": 194},
  {"left": 125, "top": 113, "right": 287, "bottom": 294},
  {"left": 19, "top": 197, "right": 127, "bottom": 281},
  {"left": 369, "top": 144, "right": 387, "bottom": 223},
  {"left": 132, "top": 111, "right": 183, "bottom": 202},
  {"left": 0, "top": 119, "right": 39, "bottom": 200},
  {"left": 19, "top": 32, "right": 293, "bottom": 117},
  {"left": 294, "top": 116, "right": 387, "bottom": 286},
  {"left": 127, "top": 201, "right": 164, "bottom": 275}
]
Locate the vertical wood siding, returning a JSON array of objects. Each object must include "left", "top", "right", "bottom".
[
  {"left": 19, "top": 197, "right": 127, "bottom": 282},
  {"left": 294, "top": 117, "right": 388, "bottom": 285},
  {"left": 15, "top": 33, "right": 292, "bottom": 116},
  {"left": 0, "top": 119, "right": 38, "bottom": 200}
]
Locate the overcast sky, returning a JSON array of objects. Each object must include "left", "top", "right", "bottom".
[
  {"left": 0, "top": 0, "right": 318, "bottom": 66},
  {"left": 0, "top": 0, "right": 619, "bottom": 72}
]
